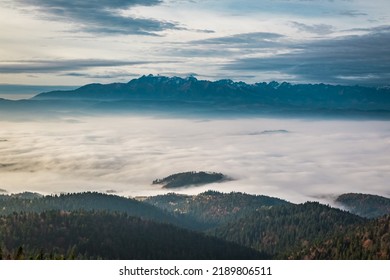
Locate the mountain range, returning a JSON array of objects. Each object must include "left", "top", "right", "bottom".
[{"left": 1, "top": 75, "right": 390, "bottom": 118}]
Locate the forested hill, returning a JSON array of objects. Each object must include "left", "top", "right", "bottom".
[
  {"left": 335, "top": 193, "right": 390, "bottom": 218},
  {"left": 1, "top": 191, "right": 389, "bottom": 259},
  {"left": 32, "top": 75, "right": 390, "bottom": 113},
  {"left": 146, "top": 192, "right": 390, "bottom": 259},
  {"left": 0, "top": 211, "right": 266, "bottom": 260},
  {"left": 290, "top": 215, "right": 390, "bottom": 260},
  {"left": 211, "top": 202, "right": 366, "bottom": 258},
  {"left": 145, "top": 191, "right": 289, "bottom": 228},
  {"left": 152, "top": 172, "right": 231, "bottom": 189},
  {"left": 0, "top": 192, "right": 195, "bottom": 229}
]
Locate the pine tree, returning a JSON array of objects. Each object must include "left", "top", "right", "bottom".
[{"left": 15, "top": 246, "right": 24, "bottom": 260}]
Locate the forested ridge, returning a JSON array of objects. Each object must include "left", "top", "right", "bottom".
[
  {"left": 0, "top": 211, "right": 265, "bottom": 260},
  {"left": 290, "top": 215, "right": 390, "bottom": 259},
  {"left": 145, "top": 191, "right": 289, "bottom": 229},
  {"left": 211, "top": 202, "right": 366, "bottom": 258},
  {"left": 335, "top": 193, "right": 390, "bottom": 218},
  {"left": 0, "top": 191, "right": 389, "bottom": 260},
  {"left": 0, "top": 192, "right": 195, "bottom": 229}
]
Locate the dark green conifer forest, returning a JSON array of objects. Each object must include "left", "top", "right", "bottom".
[{"left": 0, "top": 191, "right": 389, "bottom": 260}]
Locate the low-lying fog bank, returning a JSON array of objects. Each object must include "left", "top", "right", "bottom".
[{"left": 0, "top": 115, "right": 389, "bottom": 205}]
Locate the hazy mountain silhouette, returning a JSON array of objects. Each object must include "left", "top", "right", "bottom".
[{"left": 1, "top": 75, "right": 389, "bottom": 119}]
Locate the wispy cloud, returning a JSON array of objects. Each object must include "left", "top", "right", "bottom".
[
  {"left": 191, "top": 32, "right": 285, "bottom": 46},
  {"left": 16, "top": 0, "right": 177, "bottom": 35},
  {"left": 162, "top": 32, "right": 287, "bottom": 59},
  {"left": 290, "top": 21, "right": 334, "bottom": 35},
  {"left": 0, "top": 59, "right": 152, "bottom": 74},
  {"left": 339, "top": 10, "right": 368, "bottom": 17},
  {"left": 225, "top": 27, "right": 390, "bottom": 85},
  {"left": 61, "top": 71, "right": 141, "bottom": 80}
]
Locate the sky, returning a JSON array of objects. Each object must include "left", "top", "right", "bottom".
[
  {"left": 0, "top": 0, "right": 390, "bottom": 88},
  {"left": 1, "top": 116, "right": 389, "bottom": 204}
]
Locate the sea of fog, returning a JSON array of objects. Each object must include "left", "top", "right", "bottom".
[{"left": 0, "top": 115, "right": 389, "bottom": 205}]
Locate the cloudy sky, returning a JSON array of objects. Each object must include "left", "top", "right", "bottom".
[{"left": 0, "top": 0, "right": 390, "bottom": 87}]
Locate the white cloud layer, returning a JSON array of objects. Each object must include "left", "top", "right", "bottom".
[{"left": 0, "top": 115, "right": 389, "bottom": 204}]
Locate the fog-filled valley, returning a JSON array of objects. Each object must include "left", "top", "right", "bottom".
[{"left": 1, "top": 114, "right": 389, "bottom": 205}]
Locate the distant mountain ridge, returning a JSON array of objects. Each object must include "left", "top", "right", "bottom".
[
  {"left": 33, "top": 75, "right": 390, "bottom": 111},
  {"left": 0, "top": 75, "right": 388, "bottom": 118}
]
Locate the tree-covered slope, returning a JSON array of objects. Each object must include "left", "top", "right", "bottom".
[
  {"left": 145, "top": 191, "right": 290, "bottom": 229},
  {"left": 1, "top": 191, "right": 389, "bottom": 259},
  {"left": 0, "top": 192, "right": 191, "bottom": 228},
  {"left": 212, "top": 202, "right": 366, "bottom": 258},
  {"left": 291, "top": 215, "right": 390, "bottom": 259},
  {"left": 0, "top": 211, "right": 267, "bottom": 260},
  {"left": 335, "top": 193, "right": 390, "bottom": 218}
]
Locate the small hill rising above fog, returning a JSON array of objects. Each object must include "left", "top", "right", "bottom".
[{"left": 152, "top": 171, "right": 231, "bottom": 189}]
